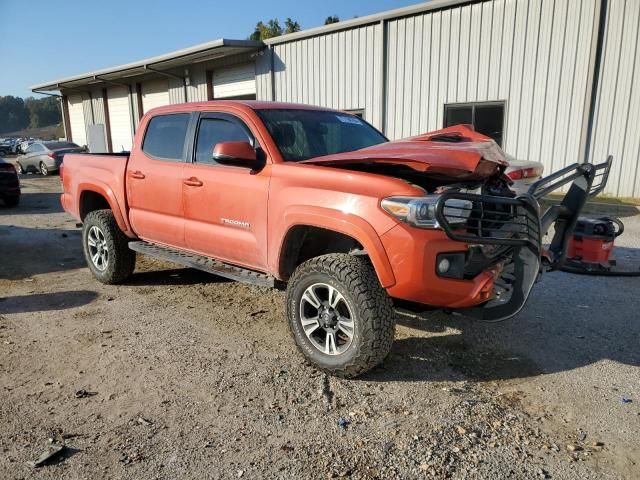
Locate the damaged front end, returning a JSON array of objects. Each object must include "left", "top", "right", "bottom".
[{"left": 435, "top": 155, "right": 613, "bottom": 321}]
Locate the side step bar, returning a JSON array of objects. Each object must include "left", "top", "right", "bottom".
[{"left": 128, "top": 241, "right": 275, "bottom": 288}]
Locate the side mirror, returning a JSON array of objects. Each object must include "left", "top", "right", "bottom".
[{"left": 212, "top": 141, "right": 257, "bottom": 167}]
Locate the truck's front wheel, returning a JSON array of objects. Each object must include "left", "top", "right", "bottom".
[
  {"left": 286, "top": 254, "right": 395, "bottom": 378},
  {"left": 82, "top": 210, "right": 136, "bottom": 284}
]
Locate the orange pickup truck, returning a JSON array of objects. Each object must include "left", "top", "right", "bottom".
[{"left": 60, "top": 101, "right": 611, "bottom": 377}]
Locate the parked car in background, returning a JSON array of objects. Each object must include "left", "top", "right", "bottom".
[
  {"left": 16, "top": 141, "right": 84, "bottom": 176},
  {"left": 504, "top": 154, "right": 544, "bottom": 195},
  {"left": 0, "top": 139, "right": 13, "bottom": 156},
  {"left": 0, "top": 156, "right": 20, "bottom": 207},
  {"left": 19, "top": 139, "right": 33, "bottom": 154}
]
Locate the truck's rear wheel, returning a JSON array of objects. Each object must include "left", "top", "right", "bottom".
[
  {"left": 82, "top": 209, "right": 135, "bottom": 284},
  {"left": 286, "top": 254, "right": 395, "bottom": 378}
]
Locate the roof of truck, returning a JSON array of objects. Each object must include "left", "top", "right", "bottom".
[{"left": 141, "top": 100, "right": 338, "bottom": 117}]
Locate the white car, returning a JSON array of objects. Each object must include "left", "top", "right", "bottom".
[{"left": 504, "top": 154, "right": 544, "bottom": 195}]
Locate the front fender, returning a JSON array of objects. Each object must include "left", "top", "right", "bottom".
[{"left": 270, "top": 205, "right": 396, "bottom": 288}]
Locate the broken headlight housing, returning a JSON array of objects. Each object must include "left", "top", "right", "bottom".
[{"left": 381, "top": 195, "right": 473, "bottom": 229}]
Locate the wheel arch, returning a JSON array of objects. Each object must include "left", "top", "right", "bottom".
[
  {"left": 273, "top": 207, "right": 396, "bottom": 288},
  {"left": 77, "top": 183, "right": 132, "bottom": 236}
]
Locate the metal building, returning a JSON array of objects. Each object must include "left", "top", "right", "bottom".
[{"left": 32, "top": 0, "right": 640, "bottom": 197}]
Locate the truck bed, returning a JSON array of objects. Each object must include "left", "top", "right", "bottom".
[{"left": 60, "top": 152, "right": 133, "bottom": 235}]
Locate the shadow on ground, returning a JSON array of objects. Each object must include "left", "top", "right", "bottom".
[
  {"left": 0, "top": 290, "right": 98, "bottom": 314},
  {"left": 363, "top": 248, "right": 640, "bottom": 384},
  {"left": 0, "top": 191, "right": 63, "bottom": 215},
  {"left": 125, "top": 267, "right": 231, "bottom": 286},
  {"left": 0, "top": 225, "right": 83, "bottom": 280}
]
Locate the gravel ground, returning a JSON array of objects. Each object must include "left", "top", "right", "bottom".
[{"left": 1, "top": 174, "right": 639, "bottom": 479}]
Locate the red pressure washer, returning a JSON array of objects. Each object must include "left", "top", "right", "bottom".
[{"left": 561, "top": 216, "right": 640, "bottom": 276}]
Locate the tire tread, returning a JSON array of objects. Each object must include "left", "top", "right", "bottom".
[
  {"left": 286, "top": 253, "right": 395, "bottom": 378},
  {"left": 83, "top": 209, "right": 135, "bottom": 284}
]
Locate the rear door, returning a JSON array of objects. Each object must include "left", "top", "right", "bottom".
[
  {"left": 126, "top": 113, "right": 191, "bottom": 248},
  {"left": 182, "top": 112, "right": 270, "bottom": 270}
]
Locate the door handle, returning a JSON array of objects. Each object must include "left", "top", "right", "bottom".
[
  {"left": 183, "top": 177, "right": 203, "bottom": 187},
  {"left": 130, "top": 170, "right": 145, "bottom": 179}
]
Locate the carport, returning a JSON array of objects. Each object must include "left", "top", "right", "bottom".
[{"left": 30, "top": 39, "right": 264, "bottom": 152}]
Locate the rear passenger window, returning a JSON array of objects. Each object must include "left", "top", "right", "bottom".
[
  {"left": 195, "top": 118, "right": 251, "bottom": 164},
  {"left": 142, "top": 113, "right": 190, "bottom": 160}
]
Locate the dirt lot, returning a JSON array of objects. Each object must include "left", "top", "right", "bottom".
[{"left": 1, "top": 174, "right": 639, "bottom": 479}]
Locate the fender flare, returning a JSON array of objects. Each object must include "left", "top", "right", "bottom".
[
  {"left": 272, "top": 205, "right": 396, "bottom": 288},
  {"left": 77, "top": 180, "right": 132, "bottom": 236}
]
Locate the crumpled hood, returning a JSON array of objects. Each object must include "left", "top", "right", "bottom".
[{"left": 300, "top": 125, "right": 508, "bottom": 178}]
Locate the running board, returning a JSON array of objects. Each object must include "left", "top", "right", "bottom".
[{"left": 128, "top": 241, "right": 275, "bottom": 288}]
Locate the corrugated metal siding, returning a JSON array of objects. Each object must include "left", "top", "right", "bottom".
[
  {"left": 255, "top": 49, "right": 273, "bottom": 100},
  {"left": 188, "top": 65, "right": 209, "bottom": 102},
  {"left": 168, "top": 77, "right": 186, "bottom": 104},
  {"left": 589, "top": 0, "right": 640, "bottom": 197},
  {"left": 271, "top": 23, "right": 384, "bottom": 128},
  {"left": 385, "top": 0, "right": 599, "bottom": 181}
]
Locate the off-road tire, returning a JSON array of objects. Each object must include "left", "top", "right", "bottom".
[
  {"left": 286, "top": 253, "right": 395, "bottom": 378},
  {"left": 3, "top": 195, "right": 20, "bottom": 207},
  {"left": 82, "top": 209, "right": 136, "bottom": 284}
]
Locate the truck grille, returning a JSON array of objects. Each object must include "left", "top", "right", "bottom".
[{"left": 435, "top": 192, "right": 542, "bottom": 250}]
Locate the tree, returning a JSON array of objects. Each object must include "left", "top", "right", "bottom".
[
  {"left": 284, "top": 18, "right": 301, "bottom": 34},
  {"left": 0, "top": 96, "right": 30, "bottom": 134},
  {"left": 324, "top": 15, "right": 340, "bottom": 25},
  {"left": 249, "top": 17, "right": 300, "bottom": 40},
  {"left": 250, "top": 19, "right": 283, "bottom": 40},
  {"left": 25, "top": 96, "right": 61, "bottom": 128}
]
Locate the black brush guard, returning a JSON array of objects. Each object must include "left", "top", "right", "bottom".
[{"left": 435, "top": 155, "right": 612, "bottom": 321}]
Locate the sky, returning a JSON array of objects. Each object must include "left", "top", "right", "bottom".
[{"left": 0, "top": 0, "right": 420, "bottom": 99}]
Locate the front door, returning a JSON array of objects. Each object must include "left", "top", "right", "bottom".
[
  {"left": 182, "top": 112, "right": 270, "bottom": 270},
  {"left": 126, "top": 112, "right": 190, "bottom": 248}
]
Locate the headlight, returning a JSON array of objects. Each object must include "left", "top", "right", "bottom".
[{"left": 381, "top": 195, "right": 473, "bottom": 229}]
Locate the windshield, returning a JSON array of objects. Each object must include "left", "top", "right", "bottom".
[{"left": 256, "top": 109, "right": 387, "bottom": 161}]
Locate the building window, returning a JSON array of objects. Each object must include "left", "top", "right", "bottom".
[{"left": 443, "top": 102, "right": 505, "bottom": 146}]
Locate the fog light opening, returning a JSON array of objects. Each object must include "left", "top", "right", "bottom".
[{"left": 438, "top": 258, "right": 451, "bottom": 274}]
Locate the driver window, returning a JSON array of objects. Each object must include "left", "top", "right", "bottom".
[{"left": 195, "top": 118, "right": 251, "bottom": 165}]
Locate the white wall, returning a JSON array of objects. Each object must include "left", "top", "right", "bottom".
[
  {"left": 588, "top": 0, "right": 640, "bottom": 197},
  {"left": 384, "top": 0, "right": 599, "bottom": 182},
  {"left": 267, "top": 23, "right": 385, "bottom": 129}
]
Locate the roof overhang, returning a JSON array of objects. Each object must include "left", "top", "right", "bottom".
[{"left": 31, "top": 38, "right": 265, "bottom": 92}]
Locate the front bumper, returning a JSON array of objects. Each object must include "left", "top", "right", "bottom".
[
  {"left": 381, "top": 226, "right": 499, "bottom": 309},
  {"left": 383, "top": 156, "right": 612, "bottom": 322}
]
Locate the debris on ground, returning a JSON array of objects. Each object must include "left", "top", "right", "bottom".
[
  {"left": 337, "top": 417, "right": 350, "bottom": 429},
  {"left": 74, "top": 389, "right": 97, "bottom": 399},
  {"left": 137, "top": 416, "right": 153, "bottom": 426},
  {"left": 27, "top": 443, "right": 66, "bottom": 468},
  {"left": 621, "top": 397, "right": 633, "bottom": 404}
]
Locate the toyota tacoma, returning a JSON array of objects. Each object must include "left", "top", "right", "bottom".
[{"left": 60, "top": 101, "right": 611, "bottom": 377}]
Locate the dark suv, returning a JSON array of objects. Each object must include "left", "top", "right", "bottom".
[{"left": 0, "top": 157, "right": 20, "bottom": 207}]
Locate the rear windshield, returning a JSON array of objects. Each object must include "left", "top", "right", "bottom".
[
  {"left": 256, "top": 109, "right": 387, "bottom": 161},
  {"left": 44, "top": 141, "right": 80, "bottom": 150}
]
